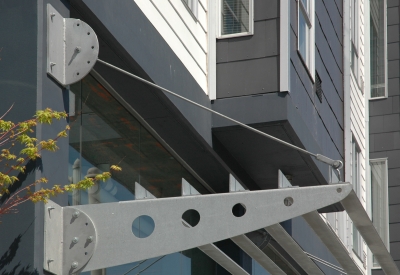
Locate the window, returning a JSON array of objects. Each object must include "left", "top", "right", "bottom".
[
  {"left": 351, "top": 0, "right": 359, "bottom": 80},
  {"left": 352, "top": 139, "right": 363, "bottom": 259},
  {"left": 219, "top": 0, "right": 254, "bottom": 37},
  {"left": 182, "top": 0, "right": 198, "bottom": 19},
  {"left": 370, "top": 158, "right": 389, "bottom": 267},
  {"left": 298, "top": 0, "right": 315, "bottom": 76},
  {"left": 370, "top": 0, "right": 387, "bottom": 98}
]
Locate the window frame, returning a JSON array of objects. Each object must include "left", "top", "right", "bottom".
[
  {"left": 370, "top": 158, "right": 390, "bottom": 268},
  {"left": 218, "top": 0, "right": 254, "bottom": 39},
  {"left": 350, "top": 0, "right": 360, "bottom": 82},
  {"left": 182, "top": 0, "right": 199, "bottom": 20},
  {"left": 351, "top": 138, "right": 364, "bottom": 260},
  {"left": 369, "top": 0, "right": 388, "bottom": 100},
  {"left": 297, "top": 0, "right": 315, "bottom": 81}
]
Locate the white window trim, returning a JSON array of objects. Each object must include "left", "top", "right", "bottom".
[
  {"left": 297, "top": 0, "right": 315, "bottom": 81},
  {"left": 182, "top": 0, "right": 199, "bottom": 20},
  {"left": 217, "top": 0, "right": 254, "bottom": 39}
]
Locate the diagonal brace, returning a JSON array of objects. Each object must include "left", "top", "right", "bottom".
[{"left": 44, "top": 183, "right": 352, "bottom": 274}]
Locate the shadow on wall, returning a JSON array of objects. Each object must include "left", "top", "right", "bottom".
[
  {"left": 0, "top": 220, "right": 38, "bottom": 275},
  {"left": 0, "top": 159, "right": 43, "bottom": 275}
]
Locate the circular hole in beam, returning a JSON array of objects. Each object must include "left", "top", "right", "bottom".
[
  {"left": 182, "top": 209, "right": 200, "bottom": 228},
  {"left": 284, "top": 197, "right": 294, "bottom": 206},
  {"left": 232, "top": 203, "right": 246, "bottom": 217},
  {"left": 132, "top": 215, "right": 155, "bottom": 238}
]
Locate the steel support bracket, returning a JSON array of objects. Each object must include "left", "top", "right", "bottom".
[
  {"left": 44, "top": 183, "right": 352, "bottom": 274},
  {"left": 44, "top": 202, "right": 97, "bottom": 274},
  {"left": 47, "top": 4, "right": 99, "bottom": 86}
]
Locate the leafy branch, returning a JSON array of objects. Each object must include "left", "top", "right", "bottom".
[{"left": 0, "top": 107, "right": 121, "bottom": 217}]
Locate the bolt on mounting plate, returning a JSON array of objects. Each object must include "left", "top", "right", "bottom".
[{"left": 47, "top": 4, "right": 99, "bottom": 86}]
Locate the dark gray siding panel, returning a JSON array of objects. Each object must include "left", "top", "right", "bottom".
[
  {"left": 388, "top": 24, "right": 400, "bottom": 43},
  {"left": 389, "top": 168, "right": 400, "bottom": 187},
  {"left": 216, "top": 56, "right": 279, "bottom": 98},
  {"left": 254, "top": 0, "right": 279, "bottom": 21},
  {"left": 216, "top": 19, "right": 279, "bottom": 63},
  {"left": 216, "top": 0, "right": 280, "bottom": 99},
  {"left": 389, "top": 186, "right": 400, "bottom": 204},
  {"left": 370, "top": 97, "right": 394, "bottom": 116},
  {"left": 388, "top": 6, "right": 400, "bottom": 25},
  {"left": 389, "top": 60, "right": 400, "bottom": 79}
]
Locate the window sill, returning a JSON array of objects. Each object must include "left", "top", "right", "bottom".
[
  {"left": 369, "top": 96, "right": 388, "bottom": 100},
  {"left": 217, "top": 32, "right": 253, "bottom": 39}
]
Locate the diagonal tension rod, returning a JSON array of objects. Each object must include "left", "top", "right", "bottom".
[{"left": 96, "top": 59, "right": 343, "bottom": 172}]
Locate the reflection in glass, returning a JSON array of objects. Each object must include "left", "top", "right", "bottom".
[
  {"left": 221, "top": 0, "right": 250, "bottom": 35},
  {"left": 298, "top": 11, "right": 309, "bottom": 66},
  {"left": 132, "top": 215, "right": 155, "bottom": 238},
  {"left": 370, "top": 0, "right": 386, "bottom": 97},
  {"left": 371, "top": 159, "right": 389, "bottom": 267},
  {"left": 68, "top": 74, "right": 220, "bottom": 274}
]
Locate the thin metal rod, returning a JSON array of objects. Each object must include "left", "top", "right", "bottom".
[
  {"left": 122, "top": 260, "right": 147, "bottom": 275},
  {"left": 305, "top": 252, "right": 347, "bottom": 274},
  {"left": 96, "top": 59, "right": 343, "bottom": 169},
  {"left": 135, "top": 256, "right": 165, "bottom": 275}
]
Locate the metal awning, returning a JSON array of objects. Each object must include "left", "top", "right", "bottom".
[
  {"left": 265, "top": 224, "right": 325, "bottom": 274},
  {"left": 302, "top": 211, "right": 364, "bottom": 274},
  {"left": 342, "top": 190, "right": 400, "bottom": 274}
]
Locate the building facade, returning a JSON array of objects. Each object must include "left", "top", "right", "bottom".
[{"left": 0, "top": 0, "right": 396, "bottom": 274}]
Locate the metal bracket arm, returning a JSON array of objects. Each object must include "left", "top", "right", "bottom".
[{"left": 44, "top": 183, "right": 352, "bottom": 274}]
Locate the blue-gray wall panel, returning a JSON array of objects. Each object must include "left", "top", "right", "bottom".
[
  {"left": 254, "top": 0, "right": 278, "bottom": 21},
  {"left": 216, "top": 19, "right": 278, "bottom": 63},
  {"left": 388, "top": 78, "right": 400, "bottom": 96},
  {"left": 291, "top": 216, "right": 342, "bottom": 275},
  {"left": 216, "top": 56, "right": 279, "bottom": 98},
  {"left": 318, "top": 0, "right": 343, "bottom": 51}
]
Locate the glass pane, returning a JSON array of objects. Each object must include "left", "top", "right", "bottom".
[
  {"left": 221, "top": 0, "right": 250, "bottom": 35},
  {"left": 298, "top": 11, "right": 309, "bottom": 66},
  {"left": 301, "top": 0, "right": 308, "bottom": 13},
  {"left": 68, "top": 74, "right": 217, "bottom": 274},
  {"left": 370, "top": 0, "right": 386, "bottom": 97},
  {"left": 371, "top": 160, "right": 389, "bottom": 267}
]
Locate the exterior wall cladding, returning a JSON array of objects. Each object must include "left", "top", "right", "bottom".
[
  {"left": 0, "top": 0, "right": 394, "bottom": 275},
  {"left": 371, "top": 0, "right": 400, "bottom": 274}
]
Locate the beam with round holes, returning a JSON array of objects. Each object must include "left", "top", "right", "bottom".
[{"left": 44, "top": 183, "right": 351, "bottom": 273}]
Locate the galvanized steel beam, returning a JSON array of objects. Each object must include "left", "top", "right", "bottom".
[
  {"left": 44, "top": 183, "right": 351, "bottom": 274},
  {"left": 341, "top": 191, "right": 400, "bottom": 275}
]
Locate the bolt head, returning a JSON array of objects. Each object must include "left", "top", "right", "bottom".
[
  {"left": 72, "top": 211, "right": 80, "bottom": 218},
  {"left": 87, "top": 236, "right": 94, "bottom": 243},
  {"left": 71, "top": 262, "right": 79, "bottom": 269},
  {"left": 72, "top": 237, "right": 79, "bottom": 244}
]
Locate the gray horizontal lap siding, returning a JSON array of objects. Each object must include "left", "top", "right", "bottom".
[{"left": 371, "top": 2, "right": 400, "bottom": 274}]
